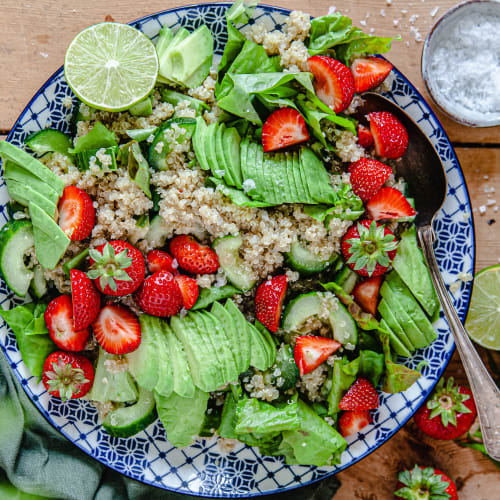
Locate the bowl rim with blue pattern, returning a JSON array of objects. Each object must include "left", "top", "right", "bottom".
[{"left": 0, "top": 3, "right": 475, "bottom": 497}]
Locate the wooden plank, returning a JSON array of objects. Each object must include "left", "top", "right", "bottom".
[{"left": 1, "top": 0, "right": 499, "bottom": 142}]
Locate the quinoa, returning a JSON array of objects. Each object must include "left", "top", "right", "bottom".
[{"left": 297, "top": 364, "right": 328, "bottom": 402}]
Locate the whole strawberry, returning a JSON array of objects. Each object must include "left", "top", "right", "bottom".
[
  {"left": 88, "top": 240, "right": 145, "bottom": 296},
  {"left": 70, "top": 269, "right": 101, "bottom": 330},
  {"left": 395, "top": 465, "right": 458, "bottom": 500},
  {"left": 42, "top": 351, "right": 94, "bottom": 401},
  {"left": 414, "top": 377, "right": 477, "bottom": 440},
  {"left": 255, "top": 274, "right": 287, "bottom": 332},
  {"left": 170, "top": 235, "right": 219, "bottom": 275},
  {"left": 341, "top": 219, "right": 397, "bottom": 277},
  {"left": 135, "top": 270, "right": 183, "bottom": 317},
  {"left": 349, "top": 157, "right": 392, "bottom": 202}
]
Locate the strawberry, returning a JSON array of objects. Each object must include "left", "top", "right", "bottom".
[
  {"left": 70, "top": 269, "right": 101, "bottom": 330},
  {"left": 92, "top": 304, "right": 141, "bottom": 355},
  {"left": 342, "top": 219, "right": 397, "bottom": 277},
  {"left": 170, "top": 235, "right": 219, "bottom": 275},
  {"left": 44, "top": 295, "right": 90, "bottom": 351},
  {"left": 261, "top": 107, "right": 310, "bottom": 152},
  {"left": 352, "top": 275, "right": 383, "bottom": 316},
  {"left": 369, "top": 111, "right": 408, "bottom": 159},
  {"left": 135, "top": 270, "right": 183, "bottom": 317},
  {"left": 414, "top": 377, "right": 477, "bottom": 440},
  {"left": 255, "top": 274, "right": 288, "bottom": 333},
  {"left": 395, "top": 466, "right": 458, "bottom": 500},
  {"left": 88, "top": 240, "right": 145, "bottom": 296},
  {"left": 174, "top": 274, "right": 199, "bottom": 310},
  {"left": 357, "top": 123, "right": 374, "bottom": 148},
  {"left": 42, "top": 351, "right": 94, "bottom": 401},
  {"left": 338, "top": 409, "right": 373, "bottom": 437},
  {"left": 147, "top": 249, "right": 179, "bottom": 274},
  {"left": 293, "top": 335, "right": 341, "bottom": 376},
  {"left": 351, "top": 56, "right": 393, "bottom": 93},
  {"left": 339, "top": 377, "right": 380, "bottom": 410},
  {"left": 308, "top": 55, "right": 355, "bottom": 113},
  {"left": 366, "top": 187, "right": 416, "bottom": 221},
  {"left": 349, "top": 157, "right": 392, "bottom": 202},
  {"left": 58, "top": 186, "right": 95, "bottom": 241}
]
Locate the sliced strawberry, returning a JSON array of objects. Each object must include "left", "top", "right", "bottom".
[
  {"left": 92, "top": 304, "right": 141, "bottom": 355},
  {"left": 357, "top": 123, "right": 374, "bottom": 148},
  {"left": 147, "top": 249, "right": 179, "bottom": 274},
  {"left": 58, "top": 186, "right": 95, "bottom": 241},
  {"left": 293, "top": 335, "right": 341, "bottom": 376},
  {"left": 170, "top": 235, "right": 219, "bottom": 275},
  {"left": 135, "top": 270, "right": 183, "bottom": 317},
  {"left": 308, "top": 55, "right": 355, "bottom": 113},
  {"left": 369, "top": 111, "right": 409, "bottom": 159},
  {"left": 349, "top": 157, "right": 392, "bottom": 202},
  {"left": 255, "top": 275, "right": 288, "bottom": 333},
  {"left": 261, "top": 107, "right": 310, "bottom": 152},
  {"left": 44, "top": 295, "right": 90, "bottom": 351},
  {"left": 338, "top": 409, "right": 373, "bottom": 437},
  {"left": 351, "top": 57, "right": 393, "bottom": 93},
  {"left": 70, "top": 269, "right": 101, "bottom": 330},
  {"left": 339, "top": 377, "right": 380, "bottom": 410},
  {"left": 366, "top": 187, "right": 416, "bottom": 221},
  {"left": 174, "top": 274, "right": 199, "bottom": 310},
  {"left": 352, "top": 276, "right": 383, "bottom": 316}
]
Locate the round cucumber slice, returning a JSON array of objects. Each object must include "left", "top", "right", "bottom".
[{"left": 284, "top": 240, "right": 338, "bottom": 276}]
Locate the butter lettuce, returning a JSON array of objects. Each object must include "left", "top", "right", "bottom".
[{"left": 69, "top": 121, "right": 117, "bottom": 154}]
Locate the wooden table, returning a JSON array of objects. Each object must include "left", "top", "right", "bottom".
[{"left": 1, "top": 1, "right": 499, "bottom": 498}]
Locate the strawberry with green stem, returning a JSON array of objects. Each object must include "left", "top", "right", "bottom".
[{"left": 395, "top": 465, "right": 458, "bottom": 500}]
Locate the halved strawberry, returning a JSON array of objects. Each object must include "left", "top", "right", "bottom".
[
  {"left": 174, "top": 274, "right": 199, "bottom": 310},
  {"left": 357, "top": 123, "right": 374, "bottom": 148},
  {"left": 70, "top": 269, "right": 101, "bottom": 330},
  {"left": 147, "top": 249, "right": 179, "bottom": 274},
  {"left": 308, "top": 55, "right": 355, "bottom": 113},
  {"left": 351, "top": 57, "right": 393, "bottom": 93},
  {"left": 369, "top": 111, "right": 408, "bottom": 159},
  {"left": 349, "top": 158, "right": 392, "bottom": 202},
  {"left": 339, "top": 377, "right": 380, "bottom": 410},
  {"left": 366, "top": 187, "right": 416, "bottom": 221},
  {"left": 262, "top": 108, "right": 310, "bottom": 152},
  {"left": 293, "top": 335, "right": 341, "bottom": 376},
  {"left": 58, "top": 186, "right": 95, "bottom": 241},
  {"left": 255, "top": 274, "right": 288, "bottom": 333},
  {"left": 338, "top": 409, "right": 373, "bottom": 437},
  {"left": 352, "top": 275, "right": 383, "bottom": 316},
  {"left": 170, "top": 235, "right": 219, "bottom": 275},
  {"left": 92, "top": 304, "right": 141, "bottom": 355},
  {"left": 44, "top": 295, "right": 90, "bottom": 351}
]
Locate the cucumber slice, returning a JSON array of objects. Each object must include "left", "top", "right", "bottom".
[
  {"left": 25, "top": 129, "right": 73, "bottom": 156},
  {"left": 161, "top": 89, "right": 209, "bottom": 115},
  {"left": 128, "top": 95, "right": 153, "bottom": 116},
  {"left": 0, "top": 219, "right": 35, "bottom": 297},
  {"left": 333, "top": 266, "right": 359, "bottom": 294},
  {"left": 62, "top": 248, "right": 89, "bottom": 278},
  {"left": 212, "top": 234, "right": 256, "bottom": 291},
  {"left": 125, "top": 127, "right": 158, "bottom": 142},
  {"left": 329, "top": 300, "right": 357, "bottom": 348},
  {"left": 284, "top": 240, "right": 338, "bottom": 276},
  {"left": 282, "top": 292, "right": 322, "bottom": 332},
  {"left": 29, "top": 264, "right": 47, "bottom": 298},
  {"left": 102, "top": 387, "right": 156, "bottom": 438}
]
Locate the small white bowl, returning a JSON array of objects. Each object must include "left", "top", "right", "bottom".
[{"left": 421, "top": 0, "right": 500, "bottom": 127}]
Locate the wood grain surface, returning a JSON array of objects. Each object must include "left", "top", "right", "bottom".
[{"left": 1, "top": 1, "right": 499, "bottom": 498}]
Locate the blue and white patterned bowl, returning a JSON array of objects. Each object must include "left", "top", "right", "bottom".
[{"left": 0, "top": 3, "right": 474, "bottom": 497}]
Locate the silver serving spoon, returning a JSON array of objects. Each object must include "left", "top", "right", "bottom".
[{"left": 355, "top": 92, "right": 500, "bottom": 460}]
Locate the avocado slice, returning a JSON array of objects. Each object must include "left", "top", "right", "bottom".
[
  {"left": 192, "top": 116, "right": 210, "bottom": 171},
  {"left": 300, "top": 148, "right": 337, "bottom": 205},
  {"left": 378, "top": 298, "right": 415, "bottom": 353},
  {"left": 253, "top": 141, "right": 275, "bottom": 203},
  {"left": 247, "top": 322, "right": 274, "bottom": 371},
  {"left": 379, "top": 318, "right": 412, "bottom": 358},
  {"left": 157, "top": 27, "right": 190, "bottom": 85},
  {"left": 154, "top": 321, "right": 175, "bottom": 398},
  {"left": 5, "top": 179, "right": 57, "bottom": 218},
  {"left": 155, "top": 25, "right": 173, "bottom": 58},
  {"left": 240, "top": 139, "right": 261, "bottom": 199},
  {"left": 254, "top": 321, "right": 278, "bottom": 367},
  {"left": 215, "top": 123, "right": 236, "bottom": 186},
  {"left": 262, "top": 149, "right": 284, "bottom": 204},
  {"left": 224, "top": 299, "right": 251, "bottom": 373},
  {"left": 204, "top": 123, "right": 219, "bottom": 175},
  {"left": 222, "top": 127, "right": 243, "bottom": 189}
]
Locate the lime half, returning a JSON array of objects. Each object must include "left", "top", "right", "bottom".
[
  {"left": 64, "top": 22, "right": 158, "bottom": 112},
  {"left": 465, "top": 265, "right": 500, "bottom": 351}
]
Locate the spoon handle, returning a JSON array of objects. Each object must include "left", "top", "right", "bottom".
[{"left": 418, "top": 225, "right": 500, "bottom": 460}]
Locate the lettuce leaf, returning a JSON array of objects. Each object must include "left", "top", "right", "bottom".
[
  {"left": 69, "top": 121, "right": 117, "bottom": 154},
  {"left": 358, "top": 350, "right": 385, "bottom": 387},
  {"left": 327, "top": 357, "right": 357, "bottom": 415},
  {"left": 191, "top": 285, "right": 241, "bottom": 310}
]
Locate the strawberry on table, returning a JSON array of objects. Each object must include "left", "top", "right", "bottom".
[
  {"left": 357, "top": 123, "right": 374, "bottom": 148},
  {"left": 366, "top": 186, "right": 416, "bottom": 221},
  {"left": 58, "top": 185, "right": 95, "bottom": 241},
  {"left": 45, "top": 294, "right": 90, "bottom": 351},
  {"left": 174, "top": 274, "right": 199, "bottom": 310},
  {"left": 261, "top": 107, "right": 310, "bottom": 152},
  {"left": 414, "top": 377, "right": 477, "bottom": 440},
  {"left": 70, "top": 269, "right": 101, "bottom": 330},
  {"left": 147, "top": 249, "right": 179, "bottom": 274},
  {"left": 369, "top": 111, "right": 409, "bottom": 159},
  {"left": 395, "top": 465, "right": 458, "bottom": 500},
  {"left": 88, "top": 240, "right": 145, "bottom": 296},
  {"left": 135, "top": 270, "right": 183, "bottom": 317},
  {"left": 352, "top": 275, "right": 383, "bottom": 316},
  {"left": 351, "top": 56, "right": 393, "bottom": 93},
  {"left": 255, "top": 274, "right": 287, "bottom": 333},
  {"left": 293, "top": 335, "right": 341, "bottom": 376},
  {"left": 349, "top": 157, "right": 392, "bottom": 202},
  {"left": 342, "top": 219, "right": 398, "bottom": 277},
  {"left": 308, "top": 55, "right": 355, "bottom": 113},
  {"left": 339, "top": 377, "right": 380, "bottom": 410},
  {"left": 170, "top": 235, "right": 219, "bottom": 275},
  {"left": 338, "top": 409, "right": 373, "bottom": 437},
  {"left": 92, "top": 304, "right": 141, "bottom": 355},
  {"left": 42, "top": 351, "right": 94, "bottom": 401}
]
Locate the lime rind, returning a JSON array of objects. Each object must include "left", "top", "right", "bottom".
[{"left": 64, "top": 22, "right": 158, "bottom": 112}]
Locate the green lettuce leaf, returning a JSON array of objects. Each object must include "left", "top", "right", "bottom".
[
  {"left": 336, "top": 36, "right": 395, "bottom": 66},
  {"left": 358, "top": 349, "right": 385, "bottom": 387},
  {"left": 126, "top": 142, "right": 151, "bottom": 198},
  {"left": 327, "top": 357, "right": 357, "bottom": 415},
  {"left": 69, "top": 121, "right": 117, "bottom": 153},
  {"left": 191, "top": 285, "right": 241, "bottom": 311}
]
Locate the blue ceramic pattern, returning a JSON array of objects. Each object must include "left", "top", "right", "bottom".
[{"left": 0, "top": 3, "right": 475, "bottom": 497}]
